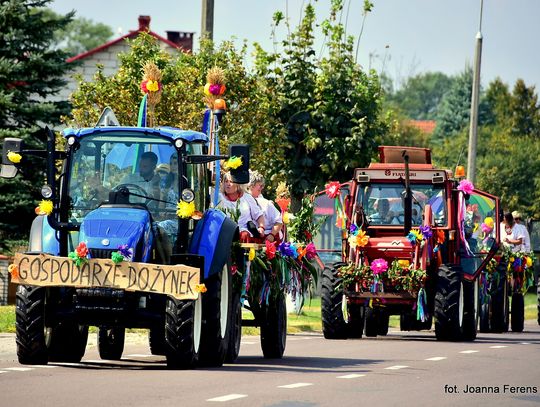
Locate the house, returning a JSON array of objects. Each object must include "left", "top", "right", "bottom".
[
  {"left": 406, "top": 120, "right": 437, "bottom": 135},
  {"left": 57, "top": 15, "right": 194, "bottom": 102}
]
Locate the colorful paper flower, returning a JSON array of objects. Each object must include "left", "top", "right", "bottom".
[
  {"left": 111, "top": 252, "right": 124, "bottom": 264},
  {"left": 8, "top": 264, "right": 19, "bottom": 279},
  {"left": 75, "top": 242, "right": 89, "bottom": 258},
  {"left": 278, "top": 242, "right": 295, "bottom": 257},
  {"left": 457, "top": 179, "right": 474, "bottom": 194},
  {"left": 7, "top": 151, "right": 22, "bottom": 163},
  {"left": 324, "top": 181, "right": 341, "bottom": 199},
  {"left": 419, "top": 225, "right": 432, "bottom": 239},
  {"left": 177, "top": 200, "right": 195, "bottom": 218},
  {"left": 140, "top": 79, "right": 162, "bottom": 93},
  {"left": 117, "top": 244, "right": 133, "bottom": 259},
  {"left": 371, "top": 258, "right": 388, "bottom": 275},
  {"left": 305, "top": 242, "right": 317, "bottom": 260},
  {"left": 275, "top": 197, "right": 290, "bottom": 212},
  {"left": 349, "top": 224, "right": 358, "bottom": 235},
  {"left": 223, "top": 156, "right": 243, "bottom": 170},
  {"left": 526, "top": 256, "right": 533, "bottom": 267},
  {"left": 436, "top": 229, "right": 445, "bottom": 244},
  {"left": 69, "top": 242, "right": 89, "bottom": 267},
  {"left": 282, "top": 211, "right": 291, "bottom": 224},
  {"left": 195, "top": 283, "right": 207, "bottom": 293},
  {"left": 398, "top": 259, "right": 410, "bottom": 268},
  {"left": 37, "top": 200, "right": 54, "bottom": 216},
  {"left": 481, "top": 222, "right": 493, "bottom": 234},
  {"left": 356, "top": 230, "right": 369, "bottom": 247},
  {"left": 248, "top": 247, "right": 255, "bottom": 261},
  {"left": 265, "top": 240, "right": 276, "bottom": 260}
]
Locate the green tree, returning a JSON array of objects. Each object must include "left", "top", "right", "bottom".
[
  {"left": 508, "top": 79, "right": 540, "bottom": 139},
  {"left": 0, "top": 0, "right": 74, "bottom": 251}
]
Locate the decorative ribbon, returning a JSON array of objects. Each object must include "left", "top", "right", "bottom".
[{"left": 416, "top": 288, "right": 427, "bottom": 322}]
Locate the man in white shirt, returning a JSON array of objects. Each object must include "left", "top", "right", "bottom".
[
  {"left": 121, "top": 151, "right": 161, "bottom": 202},
  {"left": 248, "top": 171, "right": 283, "bottom": 243},
  {"left": 512, "top": 210, "right": 531, "bottom": 253}
]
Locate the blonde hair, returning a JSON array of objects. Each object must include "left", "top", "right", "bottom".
[{"left": 220, "top": 171, "right": 246, "bottom": 195}]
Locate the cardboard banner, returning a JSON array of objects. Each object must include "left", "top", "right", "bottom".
[{"left": 12, "top": 253, "right": 200, "bottom": 300}]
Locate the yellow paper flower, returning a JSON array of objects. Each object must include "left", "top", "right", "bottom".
[
  {"left": 7, "top": 151, "right": 22, "bottom": 163},
  {"left": 8, "top": 264, "right": 19, "bottom": 279},
  {"left": 38, "top": 200, "right": 54, "bottom": 215},
  {"left": 356, "top": 230, "right": 369, "bottom": 247},
  {"left": 526, "top": 257, "right": 533, "bottom": 267},
  {"left": 224, "top": 156, "right": 242, "bottom": 170},
  {"left": 146, "top": 80, "right": 159, "bottom": 92},
  {"left": 483, "top": 216, "right": 494, "bottom": 229},
  {"left": 176, "top": 201, "right": 195, "bottom": 218},
  {"left": 248, "top": 247, "right": 255, "bottom": 261},
  {"left": 195, "top": 283, "right": 207, "bottom": 293},
  {"left": 348, "top": 234, "right": 358, "bottom": 249},
  {"left": 411, "top": 229, "right": 423, "bottom": 241},
  {"left": 398, "top": 259, "right": 410, "bottom": 268},
  {"left": 282, "top": 211, "right": 290, "bottom": 224}
]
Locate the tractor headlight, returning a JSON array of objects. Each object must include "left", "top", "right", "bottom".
[
  {"left": 67, "top": 136, "right": 77, "bottom": 146},
  {"left": 181, "top": 188, "right": 195, "bottom": 202},
  {"left": 174, "top": 139, "right": 184, "bottom": 149},
  {"left": 41, "top": 184, "right": 53, "bottom": 199}
]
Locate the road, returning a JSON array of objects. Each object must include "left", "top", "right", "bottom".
[{"left": 0, "top": 322, "right": 539, "bottom": 407}]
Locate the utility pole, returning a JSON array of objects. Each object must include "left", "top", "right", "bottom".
[
  {"left": 201, "top": 0, "right": 215, "bottom": 41},
  {"left": 467, "top": 0, "right": 483, "bottom": 183}
]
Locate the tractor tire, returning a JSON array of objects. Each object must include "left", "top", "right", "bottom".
[
  {"left": 364, "top": 307, "right": 378, "bottom": 337},
  {"left": 165, "top": 297, "right": 201, "bottom": 369},
  {"left": 98, "top": 327, "right": 125, "bottom": 360},
  {"left": 347, "top": 303, "right": 364, "bottom": 339},
  {"left": 47, "top": 322, "right": 88, "bottom": 363},
  {"left": 149, "top": 326, "right": 168, "bottom": 356},
  {"left": 377, "top": 310, "right": 390, "bottom": 336},
  {"left": 321, "top": 264, "right": 348, "bottom": 339},
  {"left": 400, "top": 312, "right": 433, "bottom": 331},
  {"left": 537, "top": 275, "right": 540, "bottom": 326},
  {"left": 479, "top": 301, "right": 490, "bottom": 333},
  {"left": 198, "top": 263, "right": 232, "bottom": 367},
  {"left": 434, "top": 264, "right": 477, "bottom": 341},
  {"left": 15, "top": 285, "right": 48, "bottom": 365},
  {"left": 225, "top": 291, "right": 242, "bottom": 363},
  {"left": 490, "top": 274, "right": 509, "bottom": 333},
  {"left": 511, "top": 292, "right": 524, "bottom": 332},
  {"left": 260, "top": 291, "right": 287, "bottom": 359}
]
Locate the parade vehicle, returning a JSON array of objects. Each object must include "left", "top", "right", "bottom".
[{"left": 317, "top": 146, "right": 501, "bottom": 341}]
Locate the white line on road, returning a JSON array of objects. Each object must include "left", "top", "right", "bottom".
[
  {"left": 124, "top": 354, "right": 154, "bottom": 358},
  {"left": 240, "top": 341, "right": 256, "bottom": 345},
  {"left": 425, "top": 357, "right": 447, "bottom": 361},
  {"left": 384, "top": 365, "right": 409, "bottom": 370},
  {"left": 207, "top": 394, "right": 248, "bottom": 402},
  {"left": 489, "top": 345, "right": 507, "bottom": 349},
  {"left": 4, "top": 367, "right": 33, "bottom": 371},
  {"left": 521, "top": 342, "right": 531, "bottom": 345},
  {"left": 337, "top": 374, "right": 366, "bottom": 379},
  {"left": 0, "top": 371, "right": 7, "bottom": 373},
  {"left": 288, "top": 337, "right": 315, "bottom": 341},
  {"left": 460, "top": 350, "right": 479, "bottom": 354},
  {"left": 278, "top": 383, "right": 314, "bottom": 389},
  {"left": 33, "top": 365, "right": 58, "bottom": 368},
  {"left": 83, "top": 360, "right": 105, "bottom": 364}
]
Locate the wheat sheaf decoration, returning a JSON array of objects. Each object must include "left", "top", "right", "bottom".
[
  {"left": 140, "top": 62, "right": 163, "bottom": 127},
  {"left": 204, "top": 67, "right": 227, "bottom": 110}
]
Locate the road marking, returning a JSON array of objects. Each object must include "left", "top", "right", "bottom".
[
  {"left": 384, "top": 365, "right": 409, "bottom": 370},
  {"left": 33, "top": 365, "right": 57, "bottom": 369},
  {"left": 4, "top": 367, "right": 33, "bottom": 371},
  {"left": 0, "top": 371, "right": 7, "bottom": 374},
  {"left": 241, "top": 341, "right": 256, "bottom": 345},
  {"left": 84, "top": 360, "right": 105, "bottom": 363},
  {"left": 278, "top": 383, "right": 313, "bottom": 389},
  {"left": 425, "top": 357, "right": 447, "bottom": 361},
  {"left": 124, "top": 354, "right": 154, "bottom": 358},
  {"left": 521, "top": 342, "right": 531, "bottom": 345},
  {"left": 337, "top": 374, "right": 366, "bottom": 379},
  {"left": 489, "top": 345, "right": 507, "bottom": 349},
  {"left": 207, "top": 394, "right": 248, "bottom": 402},
  {"left": 288, "top": 337, "right": 314, "bottom": 341},
  {"left": 460, "top": 350, "right": 479, "bottom": 354}
]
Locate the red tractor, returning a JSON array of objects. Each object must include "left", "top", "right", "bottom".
[{"left": 317, "top": 146, "right": 500, "bottom": 341}]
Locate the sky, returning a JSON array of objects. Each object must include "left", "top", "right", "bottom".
[{"left": 49, "top": 0, "right": 540, "bottom": 92}]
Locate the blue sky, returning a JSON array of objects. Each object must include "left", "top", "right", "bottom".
[{"left": 50, "top": 0, "right": 540, "bottom": 92}]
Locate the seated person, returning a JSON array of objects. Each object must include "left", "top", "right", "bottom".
[
  {"left": 371, "top": 198, "right": 400, "bottom": 225},
  {"left": 248, "top": 170, "right": 283, "bottom": 243},
  {"left": 120, "top": 151, "right": 161, "bottom": 203}
]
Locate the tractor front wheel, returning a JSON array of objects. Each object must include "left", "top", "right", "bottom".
[
  {"left": 165, "top": 297, "right": 201, "bottom": 369},
  {"left": 15, "top": 285, "right": 48, "bottom": 365},
  {"left": 321, "top": 264, "right": 348, "bottom": 339},
  {"left": 98, "top": 326, "right": 125, "bottom": 360}
]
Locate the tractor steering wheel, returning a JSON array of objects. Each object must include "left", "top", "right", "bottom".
[{"left": 112, "top": 183, "right": 150, "bottom": 204}]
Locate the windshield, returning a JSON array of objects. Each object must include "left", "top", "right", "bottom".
[
  {"left": 358, "top": 183, "right": 446, "bottom": 226},
  {"left": 67, "top": 133, "right": 206, "bottom": 228}
]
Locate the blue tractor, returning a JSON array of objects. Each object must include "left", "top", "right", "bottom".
[{"left": 1, "top": 111, "right": 248, "bottom": 369}]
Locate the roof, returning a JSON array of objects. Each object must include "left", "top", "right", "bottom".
[
  {"left": 406, "top": 120, "right": 437, "bottom": 134},
  {"left": 67, "top": 15, "right": 193, "bottom": 63},
  {"left": 62, "top": 126, "right": 208, "bottom": 143}
]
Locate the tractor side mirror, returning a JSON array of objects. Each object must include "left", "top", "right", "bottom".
[
  {"left": 228, "top": 144, "right": 250, "bottom": 184},
  {"left": 1, "top": 138, "right": 24, "bottom": 178}
]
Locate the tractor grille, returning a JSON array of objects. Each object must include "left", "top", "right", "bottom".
[{"left": 89, "top": 248, "right": 115, "bottom": 259}]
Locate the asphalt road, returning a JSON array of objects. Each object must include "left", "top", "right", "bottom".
[{"left": 0, "top": 322, "right": 539, "bottom": 407}]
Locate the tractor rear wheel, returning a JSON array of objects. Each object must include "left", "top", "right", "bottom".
[
  {"left": 15, "top": 285, "right": 48, "bottom": 365},
  {"left": 149, "top": 326, "right": 168, "bottom": 356},
  {"left": 434, "top": 264, "right": 476, "bottom": 341},
  {"left": 165, "top": 297, "right": 201, "bottom": 369},
  {"left": 98, "top": 326, "right": 125, "bottom": 360},
  {"left": 198, "top": 263, "right": 232, "bottom": 367},
  {"left": 260, "top": 291, "right": 287, "bottom": 359},
  {"left": 321, "top": 264, "right": 348, "bottom": 339},
  {"left": 511, "top": 292, "right": 524, "bottom": 332}
]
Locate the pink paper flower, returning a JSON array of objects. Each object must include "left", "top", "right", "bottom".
[
  {"left": 457, "top": 179, "right": 474, "bottom": 194},
  {"left": 305, "top": 242, "right": 317, "bottom": 260},
  {"left": 370, "top": 258, "right": 388, "bottom": 275}
]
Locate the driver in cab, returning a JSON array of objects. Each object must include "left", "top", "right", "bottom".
[
  {"left": 120, "top": 151, "right": 161, "bottom": 201},
  {"left": 372, "top": 198, "right": 400, "bottom": 225}
]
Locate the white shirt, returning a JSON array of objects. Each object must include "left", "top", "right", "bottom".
[
  {"left": 501, "top": 223, "right": 523, "bottom": 253},
  {"left": 218, "top": 192, "right": 264, "bottom": 234},
  {"left": 514, "top": 223, "right": 531, "bottom": 253},
  {"left": 254, "top": 194, "right": 283, "bottom": 235}
]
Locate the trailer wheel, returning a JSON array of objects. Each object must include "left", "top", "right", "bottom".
[
  {"left": 321, "top": 264, "right": 348, "bottom": 339},
  {"left": 490, "top": 272, "right": 509, "bottom": 333},
  {"left": 225, "top": 291, "right": 242, "bottom": 363},
  {"left": 537, "top": 274, "right": 540, "bottom": 326},
  {"left": 364, "top": 307, "right": 378, "bottom": 337},
  {"left": 47, "top": 322, "right": 88, "bottom": 363},
  {"left": 400, "top": 312, "right": 433, "bottom": 331},
  {"left": 149, "top": 326, "right": 168, "bottom": 356},
  {"left": 98, "top": 327, "right": 125, "bottom": 360},
  {"left": 260, "top": 291, "right": 287, "bottom": 359},
  {"left": 198, "top": 262, "right": 232, "bottom": 367},
  {"left": 434, "top": 264, "right": 476, "bottom": 341},
  {"left": 165, "top": 297, "right": 201, "bottom": 369},
  {"left": 511, "top": 292, "right": 524, "bottom": 332},
  {"left": 15, "top": 285, "right": 48, "bottom": 365},
  {"left": 347, "top": 303, "right": 364, "bottom": 338},
  {"left": 377, "top": 310, "right": 390, "bottom": 336}
]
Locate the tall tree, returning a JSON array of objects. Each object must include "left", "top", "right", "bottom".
[
  {"left": 0, "top": 0, "right": 74, "bottom": 251},
  {"left": 509, "top": 79, "right": 540, "bottom": 139}
]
